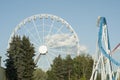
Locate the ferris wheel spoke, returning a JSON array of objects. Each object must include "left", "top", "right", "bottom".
[
  {"left": 37, "top": 58, "right": 45, "bottom": 69},
  {"left": 30, "top": 41, "right": 39, "bottom": 47},
  {"left": 49, "top": 49, "right": 65, "bottom": 57},
  {"left": 45, "top": 28, "right": 64, "bottom": 47},
  {"left": 55, "top": 25, "right": 64, "bottom": 34},
  {"left": 1, "top": 50, "right": 6, "bottom": 56},
  {"left": 42, "top": 18, "right": 45, "bottom": 44},
  {"left": 49, "top": 48, "right": 66, "bottom": 55},
  {"left": 46, "top": 54, "right": 53, "bottom": 65},
  {"left": 48, "top": 20, "right": 54, "bottom": 36},
  {"left": 34, "top": 53, "right": 41, "bottom": 64},
  {"left": 49, "top": 47, "right": 74, "bottom": 55},
  {"left": 32, "top": 20, "right": 42, "bottom": 44},
  {"left": 48, "top": 45, "right": 64, "bottom": 50},
  {"left": 45, "top": 55, "right": 52, "bottom": 68},
  {"left": 23, "top": 26, "right": 40, "bottom": 45},
  {"left": 48, "top": 50, "right": 59, "bottom": 58},
  {"left": 34, "top": 42, "right": 40, "bottom": 49}
]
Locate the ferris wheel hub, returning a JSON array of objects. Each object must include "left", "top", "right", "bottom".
[{"left": 39, "top": 45, "right": 48, "bottom": 55}]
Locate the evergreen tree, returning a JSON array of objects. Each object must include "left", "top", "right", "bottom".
[
  {"left": 5, "top": 35, "right": 35, "bottom": 80},
  {"left": 5, "top": 36, "right": 20, "bottom": 80},
  {"left": 63, "top": 55, "right": 74, "bottom": 80},
  {"left": 73, "top": 54, "right": 93, "bottom": 80},
  {"left": 85, "top": 55, "right": 93, "bottom": 79},
  {"left": 46, "top": 70, "right": 56, "bottom": 80},
  {"left": 16, "top": 36, "right": 35, "bottom": 80},
  {"left": 73, "top": 55, "right": 83, "bottom": 79},
  {"left": 50, "top": 55, "right": 64, "bottom": 80},
  {"left": 33, "top": 68, "right": 47, "bottom": 80},
  {"left": 46, "top": 54, "right": 93, "bottom": 80},
  {"left": 5, "top": 55, "right": 18, "bottom": 80}
]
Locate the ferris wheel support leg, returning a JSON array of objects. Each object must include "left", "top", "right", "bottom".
[{"left": 34, "top": 54, "right": 41, "bottom": 64}]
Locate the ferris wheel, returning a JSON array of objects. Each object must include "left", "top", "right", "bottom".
[{"left": 8, "top": 14, "right": 80, "bottom": 71}]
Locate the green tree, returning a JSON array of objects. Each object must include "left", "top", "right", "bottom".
[
  {"left": 63, "top": 55, "right": 74, "bottom": 80},
  {"left": 17, "top": 36, "right": 35, "bottom": 80},
  {"left": 80, "top": 75, "right": 86, "bottom": 80},
  {"left": 5, "top": 56, "right": 18, "bottom": 80},
  {"left": 46, "top": 54, "right": 93, "bottom": 80},
  {"left": 5, "top": 35, "right": 35, "bottom": 80},
  {"left": 49, "top": 55, "right": 64, "bottom": 80},
  {"left": 46, "top": 70, "right": 56, "bottom": 80},
  {"left": 33, "top": 68, "right": 47, "bottom": 80},
  {"left": 73, "top": 54, "right": 93, "bottom": 80},
  {"left": 85, "top": 55, "right": 93, "bottom": 79},
  {"left": 5, "top": 36, "right": 20, "bottom": 80},
  {"left": 73, "top": 55, "right": 83, "bottom": 79}
]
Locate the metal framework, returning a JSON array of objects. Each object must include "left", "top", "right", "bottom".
[{"left": 90, "top": 17, "right": 120, "bottom": 80}]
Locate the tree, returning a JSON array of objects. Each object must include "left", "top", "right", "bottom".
[
  {"left": 46, "top": 54, "right": 93, "bottom": 80},
  {"left": 73, "top": 54, "right": 93, "bottom": 80},
  {"left": 48, "top": 55, "right": 65, "bottom": 80},
  {"left": 46, "top": 70, "right": 56, "bottom": 80},
  {"left": 80, "top": 75, "right": 86, "bottom": 80},
  {"left": 5, "top": 55, "right": 18, "bottom": 80},
  {"left": 5, "top": 36, "right": 20, "bottom": 80},
  {"left": 16, "top": 36, "right": 35, "bottom": 80},
  {"left": 63, "top": 55, "right": 74, "bottom": 80},
  {"left": 33, "top": 68, "right": 47, "bottom": 80},
  {"left": 73, "top": 55, "right": 83, "bottom": 79},
  {"left": 85, "top": 55, "right": 93, "bottom": 79},
  {"left": 5, "top": 35, "right": 35, "bottom": 80}
]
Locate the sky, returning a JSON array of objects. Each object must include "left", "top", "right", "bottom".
[{"left": 0, "top": 0, "right": 120, "bottom": 67}]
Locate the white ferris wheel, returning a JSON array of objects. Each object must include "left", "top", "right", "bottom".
[{"left": 8, "top": 14, "right": 80, "bottom": 71}]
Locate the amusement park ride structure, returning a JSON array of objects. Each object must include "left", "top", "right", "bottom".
[{"left": 90, "top": 17, "right": 120, "bottom": 80}]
